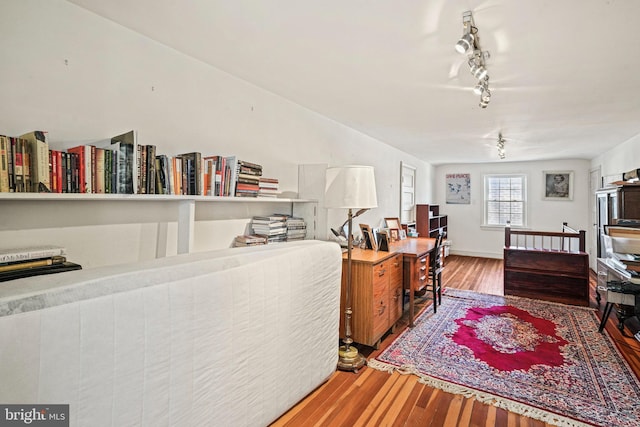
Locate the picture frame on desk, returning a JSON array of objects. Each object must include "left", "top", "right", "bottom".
[
  {"left": 377, "top": 231, "right": 390, "bottom": 252},
  {"left": 399, "top": 229, "right": 407, "bottom": 240},
  {"left": 385, "top": 217, "right": 401, "bottom": 231},
  {"left": 359, "top": 224, "right": 377, "bottom": 251},
  {"left": 390, "top": 228, "right": 399, "bottom": 242}
]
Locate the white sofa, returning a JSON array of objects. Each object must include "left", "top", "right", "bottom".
[{"left": 0, "top": 240, "right": 342, "bottom": 427}]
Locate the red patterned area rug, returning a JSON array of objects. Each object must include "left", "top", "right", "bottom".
[{"left": 368, "top": 289, "right": 640, "bottom": 427}]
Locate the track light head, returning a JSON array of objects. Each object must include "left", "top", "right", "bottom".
[
  {"left": 473, "top": 77, "right": 489, "bottom": 95},
  {"left": 455, "top": 32, "right": 474, "bottom": 54},
  {"left": 470, "top": 63, "right": 488, "bottom": 80},
  {"left": 496, "top": 134, "right": 506, "bottom": 159},
  {"left": 479, "top": 89, "right": 491, "bottom": 108}
]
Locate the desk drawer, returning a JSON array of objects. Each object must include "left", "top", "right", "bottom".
[
  {"left": 389, "top": 254, "right": 403, "bottom": 286},
  {"left": 372, "top": 279, "right": 389, "bottom": 338}
]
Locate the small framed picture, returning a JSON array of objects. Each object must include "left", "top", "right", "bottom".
[
  {"left": 390, "top": 228, "right": 399, "bottom": 242},
  {"left": 399, "top": 229, "right": 407, "bottom": 240},
  {"left": 359, "top": 224, "right": 377, "bottom": 251},
  {"left": 543, "top": 170, "right": 574, "bottom": 201},
  {"left": 385, "top": 217, "right": 401, "bottom": 230},
  {"left": 377, "top": 231, "right": 389, "bottom": 252}
]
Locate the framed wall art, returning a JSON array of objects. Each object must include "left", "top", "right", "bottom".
[
  {"left": 543, "top": 170, "right": 574, "bottom": 201},
  {"left": 446, "top": 173, "right": 471, "bottom": 204}
]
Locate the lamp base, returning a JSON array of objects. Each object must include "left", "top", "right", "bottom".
[{"left": 337, "top": 345, "right": 366, "bottom": 373}]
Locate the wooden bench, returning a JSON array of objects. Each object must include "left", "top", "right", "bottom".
[{"left": 503, "top": 223, "right": 589, "bottom": 306}]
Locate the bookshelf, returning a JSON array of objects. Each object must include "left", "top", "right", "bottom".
[
  {"left": 0, "top": 193, "right": 317, "bottom": 266},
  {"left": 416, "top": 204, "right": 448, "bottom": 239}
]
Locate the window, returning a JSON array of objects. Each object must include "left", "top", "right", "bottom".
[{"left": 484, "top": 174, "right": 527, "bottom": 227}]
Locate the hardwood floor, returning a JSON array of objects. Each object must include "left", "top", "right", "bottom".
[{"left": 271, "top": 255, "right": 640, "bottom": 427}]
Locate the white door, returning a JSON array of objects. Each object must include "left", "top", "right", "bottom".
[{"left": 400, "top": 162, "right": 416, "bottom": 226}]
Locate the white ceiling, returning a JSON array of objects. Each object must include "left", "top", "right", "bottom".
[{"left": 67, "top": 0, "right": 640, "bottom": 165}]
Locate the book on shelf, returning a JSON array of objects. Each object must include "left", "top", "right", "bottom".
[
  {"left": 203, "top": 156, "right": 218, "bottom": 196},
  {"left": 258, "top": 177, "right": 280, "bottom": 198},
  {"left": 111, "top": 130, "right": 136, "bottom": 194},
  {"left": 224, "top": 156, "right": 237, "bottom": 197},
  {"left": 155, "top": 154, "right": 171, "bottom": 195},
  {"left": 94, "top": 147, "right": 106, "bottom": 193},
  {"left": 0, "top": 261, "right": 82, "bottom": 282},
  {"left": 0, "top": 135, "right": 9, "bottom": 192},
  {"left": 10, "top": 137, "right": 29, "bottom": 192},
  {"left": 0, "top": 255, "right": 67, "bottom": 273},
  {"left": 237, "top": 159, "right": 262, "bottom": 174},
  {"left": 19, "top": 131, "right": 50, "bottom": 192},
  {"left": 67, "top": 145, "right": 92, "bottom": 193},
  {"left": 234, "top": 234, "right": 267, "bottom": 247},
  {"left": 177, "top": 152, "right": 202, "bottom": 195},
  {"left": 0, "top": 245, "right": 66, "bottom": 263}
]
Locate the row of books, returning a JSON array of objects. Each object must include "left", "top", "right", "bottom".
[
  {"left": 0, "top": 245, "right": 82, "bottom": 282},
  {"left": 0, "top": 130, "right": 280, "bottom": 197}
]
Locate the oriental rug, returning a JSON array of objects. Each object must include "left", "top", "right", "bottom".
[{"left": 368, "top": 289, "right": 640, "bottom": 427}]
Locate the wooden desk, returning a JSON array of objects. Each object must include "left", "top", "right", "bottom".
[
  {"left": 390, "top": 237, "right": 437, "bottom": 327},
  {"left": 341, "top": 248, "right": 403, "bottom": 348},
  {"left": 341, "top": 237, "right": 437, "bottom": 347}
]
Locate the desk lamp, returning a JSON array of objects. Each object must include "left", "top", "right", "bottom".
[{"left": 325, "top": 165, "right": 378, "bottom": 372}]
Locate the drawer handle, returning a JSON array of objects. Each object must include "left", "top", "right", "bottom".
[
  {"left": 420, "top": 257, "right": 427, "bottom": 264},
  {"left": 419, "top": 275, "right": 427, "bottom": 282},
  {"left": 378, "top": 303, "right": 386, "bottom": 315},
  {"left": 393, "top": 290, "right": 401, "bottom": 301},
  {"left": 378, "top": 269, "right": 386, "bottom": 277},
  {"left": 420, "top": 266, "right": 427, "bottom": 272}
]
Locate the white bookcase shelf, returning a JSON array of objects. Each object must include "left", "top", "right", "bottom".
[{"left": 0, "top": 193, "right": 318, "bottom": 261}]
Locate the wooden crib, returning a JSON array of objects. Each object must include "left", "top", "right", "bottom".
[{"left": 503, "top": 222, "right": 589, "bottom": 306}]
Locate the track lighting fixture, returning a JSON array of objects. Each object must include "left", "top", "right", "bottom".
[
  {"left": 455, "top": 11, "right": 492, "bottom": 108},
  {"left": 496, "top": 134, "right": 506, "bottom": 159}
]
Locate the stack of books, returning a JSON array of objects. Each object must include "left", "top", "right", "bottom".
[
  {"left": 0, "top": 245, "right": 82, "bottom": 282},
  {"left": 235, "top": 160, "right": 262, "bottom": 197},
  {"left": 258, "top": 177, "right": 280, "bottom": 198},
  {"left": 286, "top": 216, "right": 307, "bottom": 241},
  {"left": 251, "top": 214, "right": 288, "bottom": 243},
  {"left": 234, "top": 234, "right": 268, "bottom": 247}
]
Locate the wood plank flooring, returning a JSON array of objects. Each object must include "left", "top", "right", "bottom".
[{"left": 271, "top": 255, "right": 640, "bottom": 427}]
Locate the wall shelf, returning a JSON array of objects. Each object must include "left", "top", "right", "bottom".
[{"left": 0, "top": 194, "right": 318, "bottom": 266}]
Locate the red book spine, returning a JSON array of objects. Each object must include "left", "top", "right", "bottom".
[
  {"left": 55, "top": 150, "right": 63, "bottom": 193},
  {"left": 67, "top": 146, "right": 86, "bottom": 193}
]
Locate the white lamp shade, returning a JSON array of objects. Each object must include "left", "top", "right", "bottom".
[{"left": 325, "top": 165, "right": 378, "bottom": 209}]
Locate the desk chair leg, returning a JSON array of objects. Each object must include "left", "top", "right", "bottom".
[{"left": 599, "top": 302, "right": 613, "bottom": 333}]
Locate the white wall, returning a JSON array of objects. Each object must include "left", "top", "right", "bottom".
[
  {"left": 435, "top": 159, "right": 592, "bottom": 259},
  {"left": 592, "top": 133, "right": 640, "bottom": 179},
  {"left": 0, "top": 0, "right": 432, "bottom": 268}
]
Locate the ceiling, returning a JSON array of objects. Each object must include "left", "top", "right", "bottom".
[{"left": 67, "top": 0, "right": 640, "bottom": 165}]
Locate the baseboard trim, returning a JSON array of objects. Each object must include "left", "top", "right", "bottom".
[{"left": 449, "top": 250, "right": 503, "bottom": 260}]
